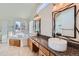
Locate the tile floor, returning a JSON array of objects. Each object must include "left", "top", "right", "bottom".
[{"left": 0, "top": 43, "right": 37, "bottom": 56}]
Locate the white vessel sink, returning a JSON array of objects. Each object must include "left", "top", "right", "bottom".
[{"left": 48, "top": 38, "right": 67, "bottom": 52}]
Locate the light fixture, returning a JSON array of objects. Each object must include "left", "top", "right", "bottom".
[
  {"left": 34, "top": 16, "right": 41, "bottom": 20},
  {"left": 34, "top": 14, "right": 41, "bottom": 20}
]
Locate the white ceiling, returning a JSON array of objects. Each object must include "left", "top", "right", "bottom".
[{"left": 0, "top": 3, "right": 40, "bottom": 19}]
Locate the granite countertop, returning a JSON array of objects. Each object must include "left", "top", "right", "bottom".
[{"left": 31, "top": 36, "right": 79, "bottom": 56}]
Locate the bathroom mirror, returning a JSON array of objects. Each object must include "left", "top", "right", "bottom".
[
  {"left": 54, "top": 5, "right": 76, "bottom": 38},
  {"left": 35, "top": 20, "right": 41, "bottom": 34}
]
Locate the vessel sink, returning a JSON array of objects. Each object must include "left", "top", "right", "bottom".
[{"left": 48, "top": 38, "right": 67, "bottom": 52}]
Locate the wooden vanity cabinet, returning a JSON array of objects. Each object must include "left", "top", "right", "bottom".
[
  {"left": 28, "top": 38, "right": 55, "bottom": 56},
  {"left": 32, "top": 39, "right": 39, "bottom": 47},
  {"left": 39, "top": 45, "right": 49, "bottom": 56},
  {"left": 9, "top": 39, "right": 15, "bottom": 46},
  {"left": 28, "top": 38, "right": 33, "bottom": 50},
  {"left": 39, "top": 49, "right": 46, "bottom": 56},
  {"left": 9, "top": 39, "right": 20, "bottom": 47},
  {"left": 14, "top": 40, "right": 20, "bottom": 47},
  {"left": 49, "top": 52, "right": 56, "bottom": 56}
]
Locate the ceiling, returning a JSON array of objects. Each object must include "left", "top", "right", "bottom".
[{"left": 0, "top": 3, "right": 40, "bottom": 19}]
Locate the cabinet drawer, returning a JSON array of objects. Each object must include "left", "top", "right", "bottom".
[
  {"left": 39, "top": 49, "right": 46, "bottom": 56},
  {"left": 9, "top": 39, "right": 20, "bottom": 47},
  {"left": 14, "top": 40, "right": 20, "bottom": 47},
  {"left": 32, "top": 40, "right": 39, "bottom": 47},
  {"left": 39, "top": 45, "right": 49, "bottom": 56},
  {"left": 9, "top": 39, "right": 15, "bottom": 46},
  {"left": 49, "top": 52, "right": 55, "bottom": 56}
]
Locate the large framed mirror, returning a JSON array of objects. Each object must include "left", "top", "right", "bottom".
[{"left": 54, "top": 5, "right": 76, "bottom": 38}]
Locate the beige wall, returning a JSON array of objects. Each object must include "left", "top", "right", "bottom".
[{"left": 38, "top": 4, "right": 53, "bottom": 37}]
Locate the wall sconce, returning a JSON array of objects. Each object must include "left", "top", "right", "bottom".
[{"left": 34, "top": 14, "right": 41, "bottom": 20}]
